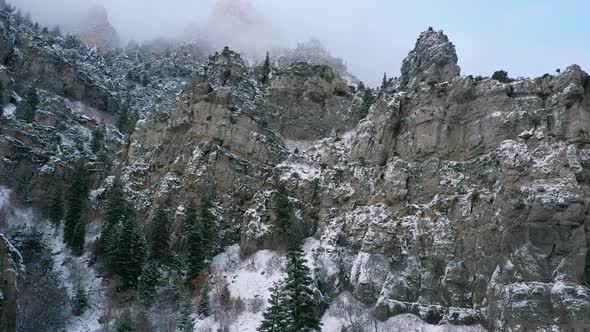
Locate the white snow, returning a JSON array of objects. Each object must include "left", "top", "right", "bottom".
[
  {"left": 0, "top": 187, "right": 35, "bottom": 227},
  {"left": 278, "top": 161, "right": 321, "bottom": 181},
  {"left": 196, "top": 244, "right": 286, "bottom": 332},
  {"left": 2, "top": 104, "right": 16, "bottom": 118},
  {"left": 321, "top": 292, "right": 486, "bottom": 332},
  {"left": 51, "top": 230, "right": 107, "bottom": 332}
]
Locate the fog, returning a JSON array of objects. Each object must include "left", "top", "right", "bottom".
[{"left": 9, "top": 0, "right": 590, "bottom": 86}]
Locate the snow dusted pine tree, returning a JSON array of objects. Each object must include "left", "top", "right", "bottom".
[
  {"left": 258, "top": 281, "right": 290, "bottom": 332},
  {"left": 64, "top": 160, "right": 88, "bottom": 256},
  {"left": 17, "top": 86, "right": 39, "bottom": 123},
  {"left": 48, "top": 183, "right": 64, "bottom": 229},
  {"left": 260, "top": 51, "right": 271, "bottom": 83},
  {"left": 283, "top": 245, "right": 322, "bottom": 332},
  {"left": 97, "top": 176, "right": 128, "bottom": 273},
  {"left": 112, "top": 212, "right": 146, "bottom": 289},
  {"left": 185, "top": 200, "right": 205, "bottom": 280},
  {"left": 90, "top": 124, "right": 106, "bottom": 153},
  {"left": 198, "top": 196, "right": 217, "bottom": 260},
  {"left": 138, "top": 262, "right": 160, "bottom": 304},
  {"left": 149, "top": 206, "right": 170, "bottom": 260},
  {"left": 273, "top": 183, "right": 293, "bottom": 239},
  {"left": 198, "top": 281, "right": 210, "bottom": 317},
  {"left": 178, "top": 297, "right": 195, "bottom": 332},
  {"left": 260, "top": 184, "right": 321, "bottom": 332}
]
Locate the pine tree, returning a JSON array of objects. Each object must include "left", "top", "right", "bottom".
[
  {"left": 115, "top": 309, "right": 136, "bottom": 332},
  {"left": 150, "top": 206, "right": 170, "bottom": 260},
  {"left": 18, "top": 86, "right": 39, "bottom": 123},
  {"left": 198, "top": 282, "right": 210, "bottom": 317},
  {"left": 117, "top": 105, "right": 130, "bottom": 134},
  {"left": 258, "top": 281, "right": 289, "bottom": 332},
  {"left": 141, "top": 74, "right": 149, "bottom": 87},
  {"left": 260, "top": 52, "right": 271, "bottom": 83},
  {"left": 360, "top": 87, "right": 375, "bottom": 119},
  {"left": 91, "top": 124, "right": 105, "bottom": 153},
  {"left": 48, "top": 183, "right": 64, "bottom": 228},
  {"left": 178, "top": 298, "right": 195, "bottom": 332},
  {"left": 381, "top": 72, "right": 388, "bottom": 90},
  {"left": 71, "top": 217, "right": 86, "bottom": 256},
  {"left": 199, "top": 197, "right": 217, "bottom": 259},
  {"left": 138, "top": 262, "right": 160, "bottom": 304},
  {"left": 64, "top": 160, "right": 88, "bottom": 253},
  {"left": 283, "top": 245, "right": 321, "bottom": 331},
  {"left": 72, "top": 286, "right": 88, "bottom": 316},
  {"left": 98, "top": 176, "right": 128, "bottom": 272},
  {"left": 260, "top": 245, "right": 321, "bottom": 332},
  {"left": 112, "top": 212, "right": 146, "bottom": 289},
  {"left": 185, "top": 201, "right": 205, "bottom": 280},
  {"left": 273, "top": 184, "right": 293, "bottom": 237}
]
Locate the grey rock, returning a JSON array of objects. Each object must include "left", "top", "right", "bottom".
[{"left": 401, "top": 28, "right": 461, "bottom": 90}]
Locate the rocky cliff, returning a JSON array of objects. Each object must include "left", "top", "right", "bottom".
[
  {"left": 1, "top": 2, "right": 589, "bottom": 329},
  {"left": 124, "top": 28, "right": 590, "bottom": 331}
]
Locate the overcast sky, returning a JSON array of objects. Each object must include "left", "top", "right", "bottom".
[{"left": 11, "top": 0, "right": 590, "bottom": 85}]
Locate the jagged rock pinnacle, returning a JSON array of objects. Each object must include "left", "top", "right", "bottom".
[{"left": 401, "top": 27, "right": 461, "bottom": 89}]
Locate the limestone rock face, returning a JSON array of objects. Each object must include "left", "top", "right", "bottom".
[
  {"left": 258, "top": 62, "right": 362, "bottom": 140},
  {"left": 76, "top": 5, "right": 120, "bottom": 51},
  {"left": 0, "top": 234, "right": 23, "bottom": 332},
  {"left": 401, "top": 28, "right": 461, "bottom": 89},
  {"left": 2, "top": 5, "right": 590, "bottom": 330}
]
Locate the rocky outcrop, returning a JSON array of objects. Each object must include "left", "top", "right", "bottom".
[
  {"left": 353, "top": 65, "right": 590, "bottom": 164},
  {"left": 2, "top": 6, "right": 590, "bottom": 330},
  {"left": 401, "top": 27, "right": 461, "bottom": 89},
  {"left": 0, "top": 234, "right": 23, "bottom": 332},
  {"left": 275, "top": 38, "right": 352, "bottom": 80},
  {"left": 76, "top": 5, "right": 120, "bottom": 51},
  {"left": 258, "top": 61, "right": 361, "bottom": 140}
]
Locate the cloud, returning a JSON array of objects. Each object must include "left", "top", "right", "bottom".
[{"left": 9, "top": 0, "right": 590, "bottom": 86}]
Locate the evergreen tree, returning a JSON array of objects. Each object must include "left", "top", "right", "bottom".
[
  {"left": 199, "top": 197, "right": 217, "bottom": 259},
  {"left": 141, "top": 74, "right": 149, "bottom": 87},
  {"left": 259, "top": 245, "right": 321, "bottom": 331},
  {"left": 72, "top": 286, "right": 88, "bottom": 316},
  {"left": 90, "top": 124, "right": 105, "bottom": 153},
  {"left": 283, "top": 245, "right": 321, "bottom": 331},
  {"left": 115, "top": 309, "right": 136, "bottom": 332},
  {"left": 64, "top": 160, "right": 88, "bottom": 253},
  {"left": 117, "top": 104, "right": 130, "bottom": 134},
  {"left": 185, "top": 201, "right": 205, "bottom": 280},
  {"left": 258, "top": 281, "right": 289, "bottom": 332},
  {"left": 198, "top": 282, "right": 210, "bottom": 317},
  {"left": 360, "top": 87, "right": 375, "bottom": 119},
  {"left": 97, "top": 176, "right": 128, "bottom": 271},
  {"left": 357, "top": 81, "right": 366, "bottom": 92},
  {"left": 381, "top": 72, "right": 388, "bottom": 90},
  {"left": 273, "top": 184, "right": 292, "bottom": 237},
  {"left": 138, "top": 262, "right": 160, "bottom": 304},
  {"left": 111, "top": 212, "right": 146, "bottom": 289},
  {"left": 48, "top": 183, "right": 64, "bottom": 228},
  {"left": 178, "top": 298, "right": 195, "bottom": 332},
  {"left": 260, "top": 52, "right": 271, "bottom": 83},
  {"left": 18, "top": 86, "right": 39, "bottom": 122},
  {"left": 150, "top": 206, "right": 170, "bottom": 260},
  {"left": 71, "top": 216, "right": 86, "bottom": 256}
]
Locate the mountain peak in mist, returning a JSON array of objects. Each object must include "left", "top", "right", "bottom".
[{"left": 76, "top": 4, "right": 120, "bottom": 50}]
